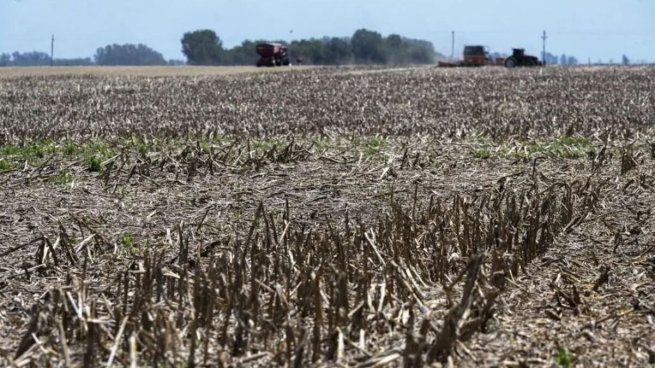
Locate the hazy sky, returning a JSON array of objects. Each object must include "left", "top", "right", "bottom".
[{"left": 2, "top": 0, "right": 654, "bottom": 62}]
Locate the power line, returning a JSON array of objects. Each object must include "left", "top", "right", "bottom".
[
  {"left": 450, "top": 30, "right": 454, "bottom": 59},
  {"left": 541, "top": 30, "right": 547, "bottom": 65}
]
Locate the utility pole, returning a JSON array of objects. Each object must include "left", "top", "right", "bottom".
[
  {"left": 50, "top": 35, "right": 55, "bottom": 66},
  {"left": 541, "top": 30, "right": 547, "bottom": 65},
  {"left": 451, "top": 31, "right": 455, "bottom": 59}
]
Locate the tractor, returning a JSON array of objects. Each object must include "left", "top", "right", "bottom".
[
  {"left": 504, "top": 48, "right": 542, "bottom": 68},
  {"left": 256, "top": 43, "right": 290, "bottom": 67}
]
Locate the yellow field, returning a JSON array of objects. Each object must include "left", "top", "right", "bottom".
[{"left": 0, "top": 65, "right": 313, "bottom": 78}]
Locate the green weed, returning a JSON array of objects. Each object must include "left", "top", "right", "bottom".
[
  {"left": 130, "top": 136, "right": 150, "bottom": 155},
  {"left": 0, "top": 145, "right": 21, "bottom": 156},
  {"left": 27, "top": 140, "right": 56, "bottom": 158},
  {"left": 367, "top": 136, "right": 385, "bottom": 154},
  {"left": 474, "top": 148, "right": 492, "bottom": 159},
  {"left": 0, "top": 159, "right": 15, "bottom": 171},
  {"left": 63, "top": 141, "right": 78, "bottom": 156},
  {"left": 121, "top": 233, "right": 134, "bottom": 247},
  {"left": 88, "top": 140, "right": 114, "bottom": 157},
  {"left": 85, "top": 154, "right": 103, "bottom": 172},
  {"left": 556, "top": 135, "right": 591, "bottom": 146},
  {"left": 0, "top": 140, "right": 55, "bottom": 160},
  {"left": 554, "top": 347, "right": 572, "bottom": 368}
]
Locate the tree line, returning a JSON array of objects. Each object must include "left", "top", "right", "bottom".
[
  {"left": 0, "top": 44, "right": 167, "bottom": 67},
  {"left": 0, "top": 52, "right": 94, "bottom": 66},
  {"left": 1, "top": 29, "right": 438, "bottom": 67},
  {"left": 1, "top": 29, "right": 611, "bottom": 67},
  {"left": 181, "top": 29, "right": 439, "bottom": 65}
]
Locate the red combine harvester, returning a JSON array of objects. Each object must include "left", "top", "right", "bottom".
[{"left": 256, "top": 43, "right": 290, "bottom": 67}]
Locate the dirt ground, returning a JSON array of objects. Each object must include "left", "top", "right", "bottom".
[{"left": 0, "top": 65, "right": 654, "bottom": 367}]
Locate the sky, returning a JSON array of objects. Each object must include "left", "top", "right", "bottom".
[{"left": 1, "top": 0, "right": 654, "bottom": 63}]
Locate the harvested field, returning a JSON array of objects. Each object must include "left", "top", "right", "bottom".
[
  {"left": 0, "top": 65, "right": 313, "bottom": 79},
  {"left": 0, "top": 65, "right": 654, "bottom": 367}
]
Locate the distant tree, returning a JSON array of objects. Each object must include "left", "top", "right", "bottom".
[
  {"left": 181, "top": 29, "right": 223, "bottom": 65},
  {"left": 567, "top": 56, "right": 578, "bottom": 65},
  {"left": 11, "top": 51, "right": 51, "bottom": 66},
  {"left": 402, "top": 38, "right": 435, "bottom": 64},
  {"left": 324, "top": 37, "right": 352, "bottom": 64},
  {"left": 622, "top": 54, "right": 630, "bottom": 65},
  {"left": 53, "top": 57, "right": 93, "bottom": 66},
  {"left": 560, "top": 54, "right": 567, "bottom": 65},
  {"left": 167, "top": 59, "right": 186, "bottom": 66},
  {"left": 0, "top": 52, "right": 94, "bottom": 66},
  {"left": 382, "top": 35, "right": 435, "bottom": 65},
  {"left": 289, "top": 39, "right": 326, "bottom": 64},
  {"left": 0, "top": 53, "right": 10, "bottom": 66},
  {"left": 223, "top": 40, "right": 265, "bottom": 65},
  {"left": 384, "top": 34, "right": 407, "bottom": 65},
  {"left": 287, "top": 37, "right": 350, "bottom": 65},
  {"left": 408, "top": 47, "right": 434, "bottom": 64},
  {"left": 95, "top": 44, "right": 166, "bottom": 65},
  {"left": 351, "top": 29, "right": 386, "bottom": 64},
  {"left": 386, "top": 34, "right": 403, "bottom": 49}
]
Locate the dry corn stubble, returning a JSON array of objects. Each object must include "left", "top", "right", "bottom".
[{"left": 0, "top": 65, "right": 654, "bottom": 366}]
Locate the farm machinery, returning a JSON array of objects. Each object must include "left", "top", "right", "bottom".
[
  {"left": 438, "top": 45, "right": 542, "bottom": 68},
  {"left": 256, "top": 43, "right": 290, "bottom": 67},
  {"left": 503, "top": 48, "right": 542, "bottom": 68},
  {"left": 438, "top": 45, "right": 504, "bottom": 67}
]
